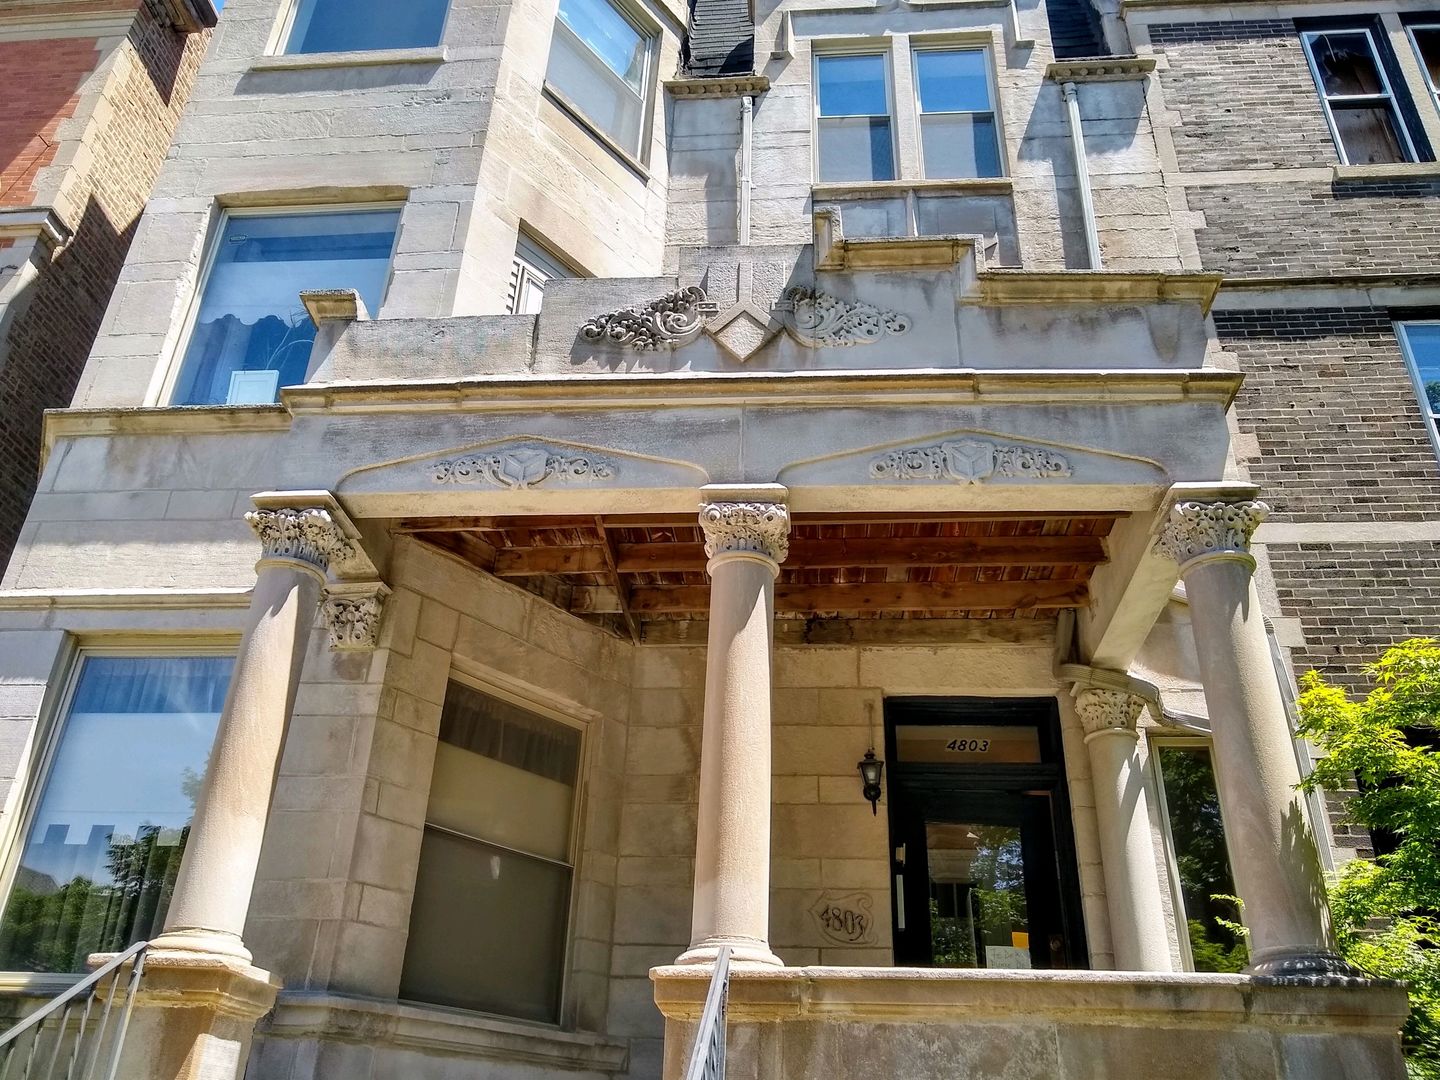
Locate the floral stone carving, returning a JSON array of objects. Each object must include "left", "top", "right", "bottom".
[
  {"left": 870, "top": 439, "right": 1072, "bottom": 484},
  {"left": 1074, "top": 688, "right": 1145, "bottom": 738},
  {"left": 245, "top": 507, "right": 354, "bottom": 572},
  {"left": 322, "top": 582, "right": 391, "bottom": 651},
  {"left": 698, "top": 501, "right": 791, "bottom": 563},
  {"left": 434, "top": 446, "right": 615, "bottom": 489},
  {"left": 580, "top": 286, "right": 717, "bottom": 350},
  {"left": 780, "top": 287, "right": 910, "bottom": 347},
  {"left": 1154, "top": 500, "right": 1270, "bottom": 568}
]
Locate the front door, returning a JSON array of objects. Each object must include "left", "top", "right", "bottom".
[{"left": 886, "top": 697, "right": 1087, "bottom": 969}]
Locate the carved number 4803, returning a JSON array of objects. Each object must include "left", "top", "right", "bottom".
[{"left": 944, "top": 738, "right": 990, "bottom": 752}]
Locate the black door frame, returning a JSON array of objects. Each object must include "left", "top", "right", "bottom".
[{"left": 884, "top": 696, "right": 1089, "bottom": 969}]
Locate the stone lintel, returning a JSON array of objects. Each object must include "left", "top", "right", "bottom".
[{"left": 302, "top": 289, "right": 370, "bottom": 326}]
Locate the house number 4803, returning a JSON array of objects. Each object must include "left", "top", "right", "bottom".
[{"left": 945, "top": 738, "right": 990, "bottom": 752}]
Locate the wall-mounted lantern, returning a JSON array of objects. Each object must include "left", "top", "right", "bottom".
[{"left": 857, "top": 748, "right": 885, "bottom": 815}]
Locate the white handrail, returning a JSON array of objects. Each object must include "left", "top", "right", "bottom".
[{"left": 682, "top": 947, "right": 731, "bottom": 1080}]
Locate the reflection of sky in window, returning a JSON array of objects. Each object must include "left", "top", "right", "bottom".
[
  {"left": 818, "top": 55, "right": 888, "bottom": 116},
  {"left": 1406, "top": 325, "right": 1440, "bottom": 414},
  {"left": 556, "top": 0, "right": 645, "bottom": 90},
  {"left": 915, "top": 50, "right": 991, "bottom": 113}
]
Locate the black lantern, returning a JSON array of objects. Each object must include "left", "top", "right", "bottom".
[{"left": 857, "top": 748, "right": 885, "bottom": 815}]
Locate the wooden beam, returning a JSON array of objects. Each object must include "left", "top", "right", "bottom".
[
  {"left": 571, "top": 580, "right": 1089, "bottom": 614},
  {"left": 595, "top": 516, "right": 641, "bottom": 645},
  {"left": 494, "top": 547, "right": 610, "bottom": 576}
]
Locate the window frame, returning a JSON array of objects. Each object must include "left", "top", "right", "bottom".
[
  {"left": 812, "top": 46, "right": 899, "bottom": 184},
  {"left": 0, "top": 644, "right": 236, "bottom": 981},
  {"left": 1300, "top": 26, "right": 1418, "bottom": 165},
  {"left": 154, "top": 202, "right": 404, "bottom": 408},
  {"left": 1396, "top": 319, "right": 1440, "bottom": 464},
  {"left": 1405, "top": 22, "right": 1440, "bottom": 118},
  {"left": 270, "top": 0, "right": 451, "bottom": 56},
  {"left": 399, "top": 669, "right": 592, "bottom": 1026},
  {"left": 542, "top": 0, "right": 659, "bottom": 165},
  {"left": 509, "top": 231, "right": 581, "bottom": 315},
  {"left": 908, "top": 43, "right": 1005, "bottom": 181}
]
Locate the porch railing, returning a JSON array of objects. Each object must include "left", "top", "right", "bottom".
[
  {"left": 0, "top": 940, "right": 148, "bottom": 1080},
  {"left": 682, "top": 947, "right": 731, "bottom": 1080}
]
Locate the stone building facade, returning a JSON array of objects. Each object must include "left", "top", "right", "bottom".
[
  {"left": 0, "top": 0, "right": 215, "bottom": 567},
  {"left": 0, "top": 0, "right": 1431, "bottom": 1076}
]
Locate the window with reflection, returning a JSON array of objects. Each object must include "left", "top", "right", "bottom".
[
  {"left": 281, "top": 0, "right": 449, "bottom": 53},
  {"left": 913, "top": 48, "right": 1002, "bottom": 179},
  {"left": 172, "top": 209, "right": 400, "bottom": 406},
  {"left": 815, "top": 53, "right": 896, "bottom": 182},
  {"left": 1398, "top": 322, "right": 1440, "bottom": 456},
  {"left": 400, "top": 681, "right": 582, "bottom": 1022},
  {"left": 1408, "top": 24, "right": 1440, "bottom": 119},
  {"left": 1301, "top": 28, "right": 1415, "bottom": 165},
  {"left": 0, "top": 655, "right": 232, "bottom": 973},
  {"left": 545, "top": 0, "right": 654, "bottom": 156}
]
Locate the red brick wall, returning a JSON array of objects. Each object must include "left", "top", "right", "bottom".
[{"left": 0, "top": 36, "right": 101, "bottom": 206}]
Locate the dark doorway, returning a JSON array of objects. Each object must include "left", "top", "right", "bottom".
[{"left": 886, "top": 697, "right": 1088, "bottom": 969}]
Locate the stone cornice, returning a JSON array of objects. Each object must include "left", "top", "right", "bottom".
[
  {"left": 0, "top": 206, "right": 71, "bottom": 249},
  {"left": 1046, "top": 57, "right": 1156, "bottom": 82},
  {"left": 664, "top": 74, "right": 771, "bottom": 96},
  {"left": 147, "top": 0, "right": 218, "bottom": 31},
  {"left": 977, "top": 270, "right": 1223, "bottom": 313}
]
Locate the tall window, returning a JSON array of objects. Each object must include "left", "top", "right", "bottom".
[
  {"left": 280, "top": 0, "right": 449, "bottom": 53},
  {"left": 508, "top": 233, "right": 577, "bottom": 315},
  {"left": 1397, "top": 322, "right": 1440, "bottom": 456},
  {"left": 1154, "top": 743, "right": 1246, "bottom": 973},
  {"left": 0, "top": 655, "right": 232, "bottom": 974},
  {"left": 400, "top": 682, "right": 582, "bottom": 1022},
  {"left": 814, "top": 52, "right": 895, "bottom": 182},
  {"left": 545, "top": 0, "right": 654, "bottom": 156},
  {"left": 1406, "top": 24, "right": 1440, "bottom": 117},
  {"left": 912, "top": 48, "right": 1002, "bottom": 179},
  {"left": 171, "top": 208, "right": 400, "bottom": 407},
  {"left": 1301, "top": 28, "right": 1416, "bottom": 165}
]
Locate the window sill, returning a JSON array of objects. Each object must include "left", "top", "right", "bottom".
[
  {"left": 813, "top": 177, "right": 1013, "bottom": 199},
  {"left": 541, "top": 83, "right": 652, "bottom": 183},
  {"left": 250, "top": 46, "right": 448, "bottom": 72},
  {"left": 1331, "top": 160, "right": 1440, "bottom": 183}
]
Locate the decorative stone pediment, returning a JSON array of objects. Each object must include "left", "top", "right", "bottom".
[
  {"left": 777, "top": 287, "right": 911, "bottom": 348},
  {"left": 580, "top": 286, "right": 718, "bottom": 350},
  {"left": 434, "top": 446, "right": 615, "bottom": 489},
  {"left": 870, "top": 439, "right": 1072, "bottom": 485}
]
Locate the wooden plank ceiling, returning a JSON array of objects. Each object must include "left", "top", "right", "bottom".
[{"left": 398, "top": 512, "right": 1119, "bottom": 642}]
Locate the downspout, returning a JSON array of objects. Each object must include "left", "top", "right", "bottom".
[
  {"left": 739, "top": 94, "right": 754, "bottom": 245},
  {"left": 1060, "top": 80, "right": 1103, "bottom": 269}
]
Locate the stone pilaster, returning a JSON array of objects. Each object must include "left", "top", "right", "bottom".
[{"left": 321, "top": 580, "right": 391, "bottom": 650}]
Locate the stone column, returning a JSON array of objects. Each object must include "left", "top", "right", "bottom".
[
  {"left": 1074, "top": 686, "right": 1172, "bottom": 972},
  {"left": 1156, "top": 498, "right": 1351, "bottom": 978},
  {"left": 678, "top": 485, "right": 789, "bottom": 966}
]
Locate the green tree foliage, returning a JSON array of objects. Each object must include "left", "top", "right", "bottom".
[{"left": 1297, "top": 638, "right": 1440, "bottom": 1078}]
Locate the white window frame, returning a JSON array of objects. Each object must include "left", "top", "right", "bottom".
[
  {"left": 909, "top": 44, "right": 1005, "bottom": 180},
  {"left": 543, "top": 0, "right": 658, "bottom": 163},
  {"left": 1405, "top": 23, "right": 1440, "bottom": 118},
  {"left": 1397, "top": 319, "right": 1440, "bottom": 463},
  {"left": 268, "top": 0, "right": 451, "bottom": 55},
  {"left": 812, "top": 46, "right": 899, "bottom": 184},
  {"left": 0, "top": 645, "right": 236, "bottom": 983},
  {"left": 1300, "top": 27, "right": 1418, "bottom": 165},
  {"left": 152, "top": 202, "right": 404, "bottom": 407},
  {"left": 509, "top": 232, "right": 579, "bottom": 315}
]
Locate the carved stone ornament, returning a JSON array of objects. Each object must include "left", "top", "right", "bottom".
[
  {"left": 245, "top": 507, "right": 353, "bottom": 572},
  {"left": 809, "top": 892, "right": 878, "bottom": 946},
  {"left": 434, "top": 446, "right": 615, "bottom": 489},
  {"left": 1075, "top": 688, "right": 1145, "bottom": 739},
  {"left": 870, "top": 438, "right": 1072, "bottom": 484},
  {"left": 322, "top": 582, "right": 390, "bottom": 651},
  {"left": 580, "top": 286, "right": 718, "bottom": 350},
  {"left": 699, "top": 501, "right": 790, "bottom": 563},
  {"left": 779, "top": 287, "right": 911, "bottom": 348},
  {"left": 1154, "top": 499, "right": 1270, "bottom": 569}
]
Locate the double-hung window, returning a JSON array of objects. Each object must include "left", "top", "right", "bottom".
[
  {"left": 0, "top": 655, "right": 232, "bottom": 973},
  {"left": 1406, "top": 24, "right": 1440, "bottom": 117},
  {"left": 1397, "top": 322, "right": 1440, "bottom": 457},
  {"left": 912, "top": 48, "right": 1003, "bottom": 179},
  {"left": 171, "top": 208, "right": 401, "bottom": 407},
  {"left": 545, "top": 0, "right": 655, "bottom": 157},
  {"left": 815, "top": 52, "right": 896, "bottom": 182},
  {"left": 1301, "top": 28, "right": 1417, "bottom": 165},
  {"left": 508, "top": 233, "right": 577, "bottom": 315},
  {"left": 400, "top": 680, "right": 582, "bottom": 1023},
  {"left": 279, "top": 0, "right": 449, "bottom": 53}
]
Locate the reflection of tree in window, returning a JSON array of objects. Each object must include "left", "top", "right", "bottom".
[{"left": 1158, "top": 746, "right": 1248, "bottom": 972}]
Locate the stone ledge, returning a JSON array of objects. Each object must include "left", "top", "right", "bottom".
[
  {"left": 1046, "top": 57, "right": 1156, "bottom": 81},
  {"left": 249, "top": 46, "right": 447, "bottom": 71},
  {"left": 665, "top": 74, "right": 771, "bottom": 96},
  {"left": 1332, "top": 160, "right": 1440, "bottom": 183}
]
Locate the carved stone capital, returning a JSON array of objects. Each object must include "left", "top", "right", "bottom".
[
  {"left": 245, "top": 507, "right": 353, "bottom": 573},
  {"left": 699, "top": 501, "right": 790, "bottom": 565},
  {"left": 1154, "top": 499, "right": 1269, "bottom": 571},
  {"left": 1075, "top": 687, "right": 1145, "bottom": 739},
  {"left": 321, "top": 581, "right": 391, "bottom": 651}
]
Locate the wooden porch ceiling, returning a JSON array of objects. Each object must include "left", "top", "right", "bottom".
[{"left": 398, "top": 512, "right": 1121, "bottom": 641}]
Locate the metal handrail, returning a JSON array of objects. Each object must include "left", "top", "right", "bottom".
[
  {"left": 682, "top": 947, "right": 731, "bottom": 1080},
  {"left": 0, "top": 940, "right": 148, "bottom": 1080}
]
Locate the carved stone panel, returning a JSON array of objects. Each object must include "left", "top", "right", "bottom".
[
  {"left": 870, "top": 439, "right": 1073, "bottom": 484},
  {"left": 433, "top": 446, "right": 615, "bottom": 489}
]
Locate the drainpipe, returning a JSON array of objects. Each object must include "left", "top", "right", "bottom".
[
  {"left": 739, "top": 94, "right": 754, "bottom": 245},
  {"left": 1060, "top": 80, "right": 1102, "bottom": 269}
]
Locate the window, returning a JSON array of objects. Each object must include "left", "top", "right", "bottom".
[
  {"left": 400, "top": 681, "right": 582, "bottom": 1022},
  {"left": 508, "top": 234, "right": 577, "bottom": 315},
  {"left": 545, "top": 0, "right": 654, "bottom": 156},
  {"left": 1407, "top": 24, "right": 1440, "bottom": 117},
  {"left": 815, "top": 52, "right": 895, "bottom": 182},
  {"left": 1301, "top": 28, "right": 1416, "bottom": 165},
  {"left": 1153, "top": 742, "right": 1246, "bottom": 973},
  {"left": 279, "top": 0, "right": 448, "bottom": 53},
  {"left": 171, "top": 208, "right": 400, "bottom": 407},
  {"left": 1397, "top": 322, "right": 1440, "bottom": 455},
  {"left": 0, "top": 655, "right": 232, "bottom": 973},
  {"left": 912, "top": 48, "right": 1002, "bottom": 179}
]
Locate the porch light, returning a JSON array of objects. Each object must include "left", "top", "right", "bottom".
[{"left": 857, "top": 748, "right": 885, "bottom": 815}]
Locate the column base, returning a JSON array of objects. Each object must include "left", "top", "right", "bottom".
[
  {"left": 148, "top": 926, "right": 253, "bottom": 963},
  {"left": 676, "top": 938, "right": 783, "bottom": 966},
  {"left": 1248, "top": 946, "right": 1368, "bottom": 985}
]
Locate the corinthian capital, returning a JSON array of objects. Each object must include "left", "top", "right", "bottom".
[
  {"left": 699, "top": 501, "right": 791, "bottom": 564},
  {"left": 1154, "top": 499, "right": 1269, "bottom": 571},
  {"left": 245, "top": 507, "right": 354, "bottom": 573},
  {"left": 322, "top": 581, "right": 391, "bottom": 651},
  {"left": 1074, "top": 687, "right": 1146, "bottom": 739}
]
